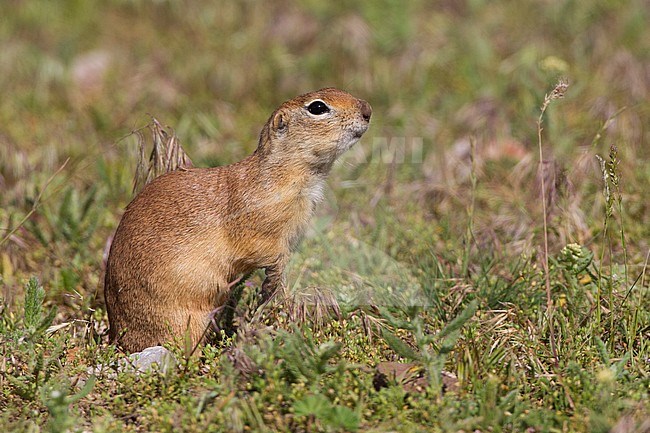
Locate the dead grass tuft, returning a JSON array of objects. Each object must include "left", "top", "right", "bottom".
[
  {"left": 284, "top": 286, "right": 342, "bottom": 326},
  {"left": 132, "top": 117, "right": 193, "bottom": 195}
]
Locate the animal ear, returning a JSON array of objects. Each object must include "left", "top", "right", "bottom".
[{"left": 271, "top": 110, "right": 287, "bottom": 133}]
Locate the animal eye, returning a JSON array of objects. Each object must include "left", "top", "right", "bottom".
[{"left": 306, "top": 100, "right": 330, "bottom": 115}]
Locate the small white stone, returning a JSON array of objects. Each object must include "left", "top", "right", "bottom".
[{"left": 128, "top": 346, "right": 176, "bottom": 374}]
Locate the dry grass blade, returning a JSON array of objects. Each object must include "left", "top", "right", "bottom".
[
  {"left": 287, "top": 286, "right": 342, "bottom": 325},
  {"left": 0, "top": 158, "right": 70, "bottom": 247},
  {"left": 537, "top": 78, "right": 569, "bottom": 367},
  {"left": 536, "top": 159, "right": 558, "bottom": 219},
  {"left": 132, "top": 117, "right": 193, "bottom": 195}
]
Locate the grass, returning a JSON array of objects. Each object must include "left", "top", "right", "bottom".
[{"left": 1, "top": 0, "right": 649, "bottom": 432}]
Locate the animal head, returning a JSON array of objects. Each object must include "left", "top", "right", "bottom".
[{"left": 257, "top": 88, "right": 372, "bottom": 173}]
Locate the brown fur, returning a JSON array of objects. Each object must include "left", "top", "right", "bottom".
[{"left": 104, "top": 88, "right": 372, "bottom": 352}]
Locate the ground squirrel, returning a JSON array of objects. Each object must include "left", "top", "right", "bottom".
[{"left": 104, "top": 88, "right": 372, "bottom": 352}]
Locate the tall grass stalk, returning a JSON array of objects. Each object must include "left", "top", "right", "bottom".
[
  {"left": 462, "top": 137, "right": 477, "bottom": 278},
  {"left": 536, "top": 79, "right": 568, "bottom": 365},
  {"left": 589, "top": 108, "right": 624, "bottom": 334},
  {"left": 608, "top": 145, "right": 628, "bottom": 289},
  {"left": 596, "top": 145, "right": 627, "bottom": 350}
]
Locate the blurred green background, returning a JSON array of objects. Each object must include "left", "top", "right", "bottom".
[{"left": 2, "top": 0, "right": 648, "bottom": 285}]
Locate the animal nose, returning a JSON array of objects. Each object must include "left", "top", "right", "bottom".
[{"left": 358, "top": 99, "right": 372, "bottom": 122}]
